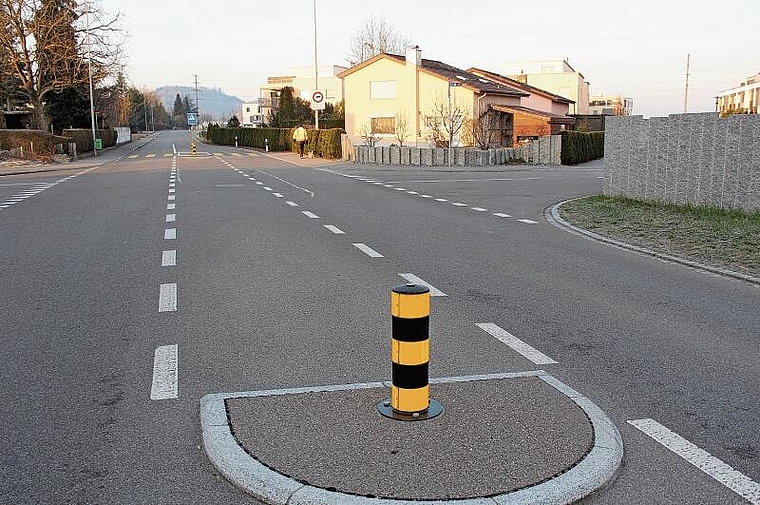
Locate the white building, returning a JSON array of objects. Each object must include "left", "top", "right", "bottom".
[
  {"left": 259, "top": 65, "right": 347, "bottom": 124},
  {"left": 716, "top": 74, "right": 760, "bottom": 115},
  {"left": 501, "top": 60, "right": 590, "bottom": 115},
  {"left": 589, "top": 94, "right": 634, "bottom": 116},
  {"left": 241, "top": 102, "right": 264, "bottom": 127}
]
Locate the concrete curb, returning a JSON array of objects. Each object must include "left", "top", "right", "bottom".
[
  {"left": 545, "top": 199, "right": 760, "bottom": 286},
  {"left": 200, "top": 371, "right": 623, "bottom": 505}
]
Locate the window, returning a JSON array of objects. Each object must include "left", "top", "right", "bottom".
[
  {"left": 371, "top": 117, "right": 395, "bottom": 134},
  {"left": 246, "top": 107, "right": 250, "bottom": 112},
  {"left": 370, "top": 81, "right": 397, "bottom": 99},
  {"left": 325, "top": 88, "right": 335, "bottom": 99}
]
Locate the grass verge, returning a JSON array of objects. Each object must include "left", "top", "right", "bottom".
[{"left": 559, "top": 195, "right": 760, "bottom": 277}]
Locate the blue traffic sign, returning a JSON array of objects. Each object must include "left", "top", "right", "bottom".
[{"left": 187, "top": 112, "right": 198, "bottom": 126}]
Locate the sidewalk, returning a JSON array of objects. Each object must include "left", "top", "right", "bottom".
[
  {"left": 201, "top": 371, "right": 622, "bottom": 504},
  {"left": 0, "top": 134, "right": 157, "bottom": 177}
]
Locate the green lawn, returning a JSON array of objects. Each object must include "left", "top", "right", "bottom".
[{"left": 559, "top": 195, "right": 760, "bottom": 277}]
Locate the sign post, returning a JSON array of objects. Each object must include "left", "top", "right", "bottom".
[
  {"left": 448, "top": 81, "right": 462, "bottom": 167},
  {"left": 311, "top": 91, "right": 325, "bottom": 111}
]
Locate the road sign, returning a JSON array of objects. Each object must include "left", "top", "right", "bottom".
[
  {"left": 187, "top": 112, "right": 198, "bottom": 126},
  {"left": 310, "top": 91, "right": 325, "bottom": 111}
]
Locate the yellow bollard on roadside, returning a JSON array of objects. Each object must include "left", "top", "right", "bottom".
[{"left": 377, "top": 283, "right": 443, "bottom": 421}]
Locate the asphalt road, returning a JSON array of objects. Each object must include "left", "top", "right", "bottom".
[{"left": 1, "top": 131, "right": 757, "bottom": 504}]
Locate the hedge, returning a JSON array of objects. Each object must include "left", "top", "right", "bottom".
[
  {"left": 560, "top": 131, "right": 604, "bottom": 165},
  {"left": 62, "top": 128, "right": 117, "bottom": 153},
  {"left": 207, "top": 125, "right": 344, "bottom": 159},
  {"left": 0, "top": 129, "right": 69, "bottom": 153}
]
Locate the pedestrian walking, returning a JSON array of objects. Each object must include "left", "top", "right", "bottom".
[{"left": 292, "top": 125, "right": 308, "bottom": 158}]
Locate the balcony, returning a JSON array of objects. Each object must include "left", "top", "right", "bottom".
[{"left": 258, "top": 97, "right": 280, "bottom": 109}]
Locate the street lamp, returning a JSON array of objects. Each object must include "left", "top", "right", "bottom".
[
  {"left": 313, "top": 0, "right": 319, "bottom": 129},
  {"left": 85, "top": 0, "right": 97, "bottom": 156}
]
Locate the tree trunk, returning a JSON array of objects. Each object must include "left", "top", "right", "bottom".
[{"left": 31, "top": 99, "right": 49, "bottom": 132}]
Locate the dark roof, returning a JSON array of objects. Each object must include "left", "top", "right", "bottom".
[
  {"left": 469, "top": 67, "right": 575, "bottom": 104},
  {"left": 384, "top": 53, "right": 527, "bottom": 98},
  {"left": 491, "top": 104, "right": 576, "bottom": 124}
]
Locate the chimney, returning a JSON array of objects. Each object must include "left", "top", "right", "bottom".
[{"left": 406, "top": 45, "right": 421, "bottom": 67}]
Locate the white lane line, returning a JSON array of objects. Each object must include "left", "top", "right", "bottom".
[
  {"left": 421, "top": 195, "right": 432, "bottom": 198},
  {"left": 162, "top": 250, "right": 177, "bottom": 266},
  {"left": 353, "top": 243, "right": 384, "bottom": 258},
  {"left": 517, "top": 219, "right": 538, "bottom": 224},
  {"left": 373, "top": 182, "right": 384, "bottom": 185},
  {"left": 286, "top": 201, "right": 299, "bottom": 207},
  {"left": 628, "top": 418, "right": 760, "bottom": 504},
  {"left": 169, "top": 188, "right": 176, "bottom": 193},
  {"left": 165, "top": 214, "right": 176, "bottom": 222},
  {"left": 452, "top": 202, "right": 468, "bottom": 207},
  {"left": 494, "top": 213, "right": 512, "bottom": 218},
  {"left": 172, "top": 144, "right": 177, "bottom": 154},
  {"left": 395, "top": 187, "right": 406, "bottom": 191},
  {"left": 435, "top": 198, "right": 448, "bottom": 202},
  {"left": 324, "top": 225, "right": 345, "bottom": 234},
  {"left": 216, "top": 184, "right": 244, "bottom": 187},
  {"left": 158, "top": 283, "right": 177, "bottom": 312},
  {"left": 475, "top": 323, "right": 557, "bottom": 365},
  {"left": 273, "top": 193, "right": 284, "bottom": 198},
  {"left": 150, "top": 344, "right": 178, "bottom": 400},
  {"left": 472, "top": 207, "right": 487, "bottom": 212},
  {"left": 168, "top": 195, "right": 176, "bottom": 201},
  {"left": 383, "top": 184, "right": 393, "bottom": 188},
  {"left": 164, "top": 228, "right": 177, "bottom": 240},
  {"left": 263, "top": 187, "right": 273, "bottom": 191},
  {"left": 256, "top": 169, "right": 315, "bottom": 198},
  {"left": 256, "top": 182, "right": 264, "bottom": 185},
  {"left": 302, "top": 211, "right": 320, "bottom": 219},
  {"left": 0, "top": 205, "right": 9, "bottom": 209},
  {"left": 398, "top": 273, "right": 447, "bottom": 297},
  {"left": 169, "top": 183, "right": 175, "bottom": 187},
  {"left": 406, "top": 191, "right": 418, "bottom": 195},
  {"left": 167, "top": 203, "right": 176, "bottom": 210}
]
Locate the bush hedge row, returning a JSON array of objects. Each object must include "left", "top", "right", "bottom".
[
  {"left": 62, "top": 128, "right": 117, "bottom": 153},
  {"left": 560, "top": 131, "right": 604, "bottom": 165},
  {"left": 206, "top": 125, "right": 344, "bottom": 159},
  {"left": 0, "top": 129, "right": 69, "bottom": 153}
]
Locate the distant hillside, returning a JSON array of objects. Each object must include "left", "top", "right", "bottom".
[{"left": 153, "top": 85, "right": 243, "bottom": 120}]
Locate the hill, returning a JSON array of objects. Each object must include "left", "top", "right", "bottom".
[{"left": 153, "top": 85, "right": 243, "bottom": 121}]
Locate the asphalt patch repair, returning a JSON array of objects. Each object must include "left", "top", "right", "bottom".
[{"left": 223, "top": 375, "right": 594, "bottom": 501}]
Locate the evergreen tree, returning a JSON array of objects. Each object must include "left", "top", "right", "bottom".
[
  {"left": 278, "top": 86, "right": 295, "bottom": 127},
  {"left": 182, "top": 95, "right": 193, "bottom": 114},
  {"left": 173, "top": 93, "right": 183, "bottom": 117},
  {"left": 227, "top": 115, "right": 240, "bottom": 127}
]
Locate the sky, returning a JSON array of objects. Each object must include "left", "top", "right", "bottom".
[{"left": 100, "top": 0, "right": 760, "bottom": 118}]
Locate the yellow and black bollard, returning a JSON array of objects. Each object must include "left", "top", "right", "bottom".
[
  {"left": 377, "top": 283, "right": 443, "bottom": 421},
  {"left": 191, "top": 142, "right": 197, "bottom": 156}
]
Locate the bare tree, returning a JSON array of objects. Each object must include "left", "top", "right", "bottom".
[
  {"left": 359, "top": 122, "right": 379, "bottom": 147},
  {"left": 461, "top": 105, "right": 498, "bottom": 150},
  {"left": 346, "top": 15, "right": 411, "bottom": 66},
  {"left": 394, "top": 112, "right": 409, "bottom": 146},
  {"left": 0, "top": 0, "right": 124, "bottom": 130},
  {"left": 424, "top": 94, "right": 470, "bottom": 148}
]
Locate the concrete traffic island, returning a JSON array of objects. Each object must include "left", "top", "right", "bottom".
[{"left": 200, "top": 371, "right": 623, "bottom": 504}]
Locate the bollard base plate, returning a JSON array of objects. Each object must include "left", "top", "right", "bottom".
[{"left": 376, "top": 399, "right": 443, "bottom": 422}]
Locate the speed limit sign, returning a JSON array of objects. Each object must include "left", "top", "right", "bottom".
[{"left": 311, "top": 91, "right": 325, "bottom": 110}]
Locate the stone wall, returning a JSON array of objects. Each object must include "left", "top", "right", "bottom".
[
  {"left": 352, "top": 135, "right": 561, "bottom": 167},
  {"left": 604, "top": 113, "right": 760, "bottom": 212}
]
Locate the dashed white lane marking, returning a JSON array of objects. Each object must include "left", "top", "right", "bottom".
[
  {"left": 169, "top": 188, "right": 176, "bottom": 193},
  {"left": 452, "top": 202, "right": 468, "bottom": 207},
  {"left": 353, "top": 243, "right": 384, "bottom": 258},
  {"left": 628, "top": 418, "right": 760, "bottom": 504},
  {"left": 286, "top": 201, "right": 299, "bottom": 207},
  {"left": 494, "top": 213, "right": 512, "bottom": 218},
  {"left": 263, "top": 187, "right": 273, "bottom": 191},
  {"left": 398, "top": 273, "right": 447, "bottom": 297},
  {"left": 476, "top": 323, "right": 557, "bottom": 365},
  {"left": 395, "top": 187, "right": 406, "bottom": 191},
  {"left": 247, "top": 152, "right": 257, "bottom": 157},
  {"left": 169, "top": 183, "right": 175, "bottom": 187},
  {"left": 165, "top": 214, "right": 176, "bottom": 223},
  {"left": 158, "top": 283, "right": 177, "bottom": 312},
  {"left": 302, "top": 211, "right": 320, "bottom": 219},
  {"left": 383, "top": 184, "right": 393, "bottom": 188},
  {"left": 256, "top": 182, "right": 264, "bottom": 186},
  {"left": 273, "top": 193, "right": 284, "bottom": 198},
  {"left": 150, "top": 344, "right": 178, "bottom": 400},
  {"left": 435, "top": 198, "right": 448, "bottom": 202},
  {"left": 406, "top": 191, "right": 418, "bottom": 195},
  {"left": 167, "top": 203, "right": 176, "bottom": 210},
  {"left": 256, "top": 169, "right": 315, "bottom": 198},
  {"left": 162, "top": 250, "right": 177, "bottom": 267},
  {"left": 517, "top": 219, "right": 538, "bottom": 224},
  {"left": 421, "top": 195, "right": 432, "bottom": 198},
  {"left": 168, "top": 195, "right": 176, "bottom": 201},
  {"left": 216, "top": 184, "right": 244, "bottom": 187},
  {"left": 146, "top": 154, "right": 156, "bottom": 158},
  {"left": 472, "top": 207, "right": 487, "bottom": 212},
  {"left": 127, "top": 154, "right": 138, "bottom": 159},
  {"left": 324, "top": 225, "right": 345, "bottom": 234},
  {"left": 164, "top": 228, "right": 177, "bottom": 240}
]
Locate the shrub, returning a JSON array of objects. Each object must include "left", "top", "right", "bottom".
[
  {"left": 0, "top": 129, "right": 68, "bottom": 153},
  {"left": 560, "top": 131, "right": 604, "bottom": 165},
  {"left": 62, "top": 128, "right": 117, "bottom": 153},
  {"left": 208, "top": 126, "right": 344, "bottom": 159}
]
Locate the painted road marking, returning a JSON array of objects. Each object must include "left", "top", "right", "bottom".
[
  {"left": 216, "top": 184, "right": 244, "bottom": 187},
  {"left": 273, "top": 193, "right": 284, "bottom": 198},
  {"left": 452, "top": 202, "right": 468, "bottom": 207},
  {"left": 628, "top": 418, "right": 760, "bottom": 503},
  {"left": 395, "top": 187, "right": 406, "bottom": 191},
  {"left": 302, "top": 211, "right": 320, "bottom": 219},
  {"left": 286, "top": 201, "right": 299, "bottom": 207},
  {"left": 353, "top": 243, "right": 383, "bottom": 258},
  {"left": 494, "top": 213, "right": 512, "bottom": 218},
  {"left": 263, "top": 186, "right": 273, "bottom": 191},
  {"left": 398, "top": 273, "right": 447, "bottom": 297},
  {"left": 324, "top": 225, "right": 345, "bottom": 234},
  {"left": 164, "top": 228, "right": 177, "bottom": 240},
  {"left": 165, "top": 214, "right": 176, "bottom": 223},
  {"left": 476, "top": 323, "right": 557, "bottom": 365},
  {"left": 383, "top": 184, "right": 393, "bottom": 188},
  {"left": 517, "top": 219, "right": 538, "bottom": 224},
  {"left": 472, "top": 207, "right": 487, "bottom": 212},
  {"left": 169, "top": 183, "right": 175, "bottom": 187},
  {"left": 256, "top": 170, "right": 315, "bottom": 198},
  {"left": 214, "top": 152, "right": 224, "bottom": 156},
  {"left": 407, "top": 191, "right": 418, "bottom": 195},
  {"left": 247, "top": 153, "right": 257, "bottom": 157},
  {"left": 150, "top": 344, "right": 178, "bottom": 400},
  {"left": 421, "top": 195, "right": 432, "bottom": 198},
  {"left": 162, "top": 250, "right": 177, "bottom": 267},
  {"left": 158, "top": 283, "right": 177, "bottom": 312},
  {"left": 168, "top": 195, "right": 176, "bottom": 201},
  {"left": 146, "top": 154, "right": 156, "bottom": 158},
  {"left": 435, "top": 198, "right": 448, "bottom": 202},
  {"left": 127, "top": 154, "right": 138, "bottom": 159},
  {"left": 167, "top": 203, "right": 175, "bottom": 210},
  {"left": 169, "top": 188, "right": 175, "bottom": 193},
  {"left": 256, "top": 182, "right": 264, "bottom": 185},
  {"left": 164, "top": 153, "right": 173, "bottom": 157},
  {"left": 231, "top": 152, "right": 243, "bottom": 157}
]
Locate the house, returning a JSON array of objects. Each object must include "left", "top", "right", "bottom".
[
  {"left": 339, "top": 47, "right": 530, "bottom": 148},
  {"left": 259, "top": 65, "right": 347, "bottom": 124},
  {"left": 501, "top": 60, "right": 590, "bottom": 115},
  {"left": 468, "top": 68, "right": 576, "bottom": 142},
  {"left": 240, "top": 102, "right": 264, "bottom": 127},
  {"left": 588, "top": 94, "right": 634, "bottom": 116},
  {"left": 716, "top": 74, "right": 760, "bottom": 115}
]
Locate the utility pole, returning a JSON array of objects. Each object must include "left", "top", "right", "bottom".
[
  {"left": 194, "top": 74, "right": 200, "bottom": 127},
  {"left": 313, "top": 0, "right": 319, "bottom": 130},
  {"left": 683, "top": 53, "right": 690, "bottom": 113},
  {"left": 85, "top": 0, "right": 97, "bottom": 156}
]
